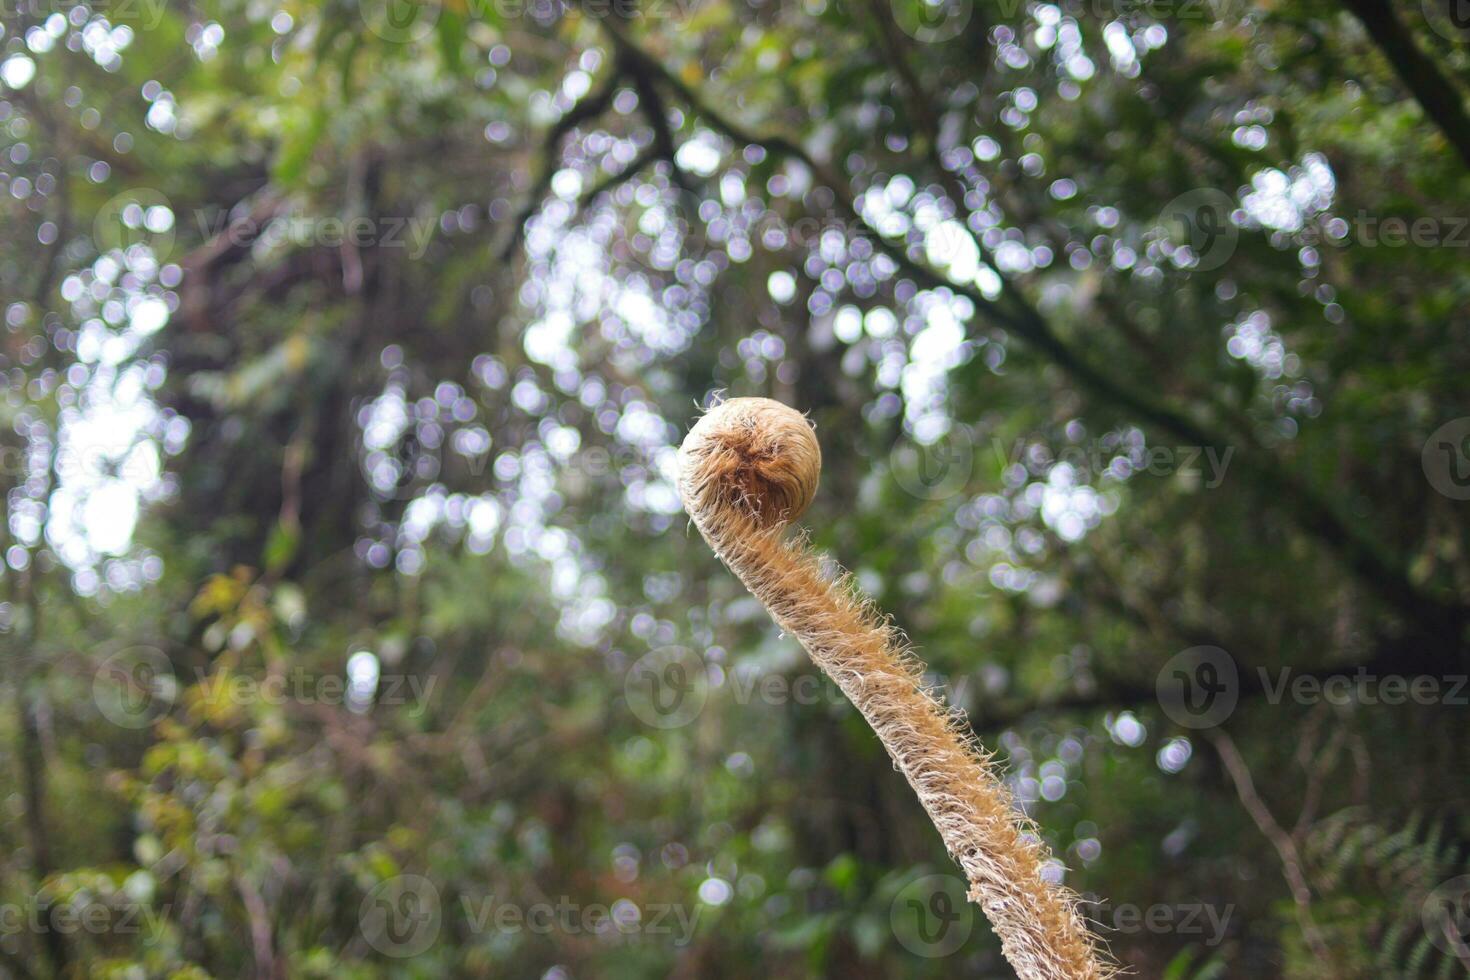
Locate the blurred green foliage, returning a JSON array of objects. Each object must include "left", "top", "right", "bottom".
[{"left": 1, "top": 0, "right": 1468, "bottom": 977}]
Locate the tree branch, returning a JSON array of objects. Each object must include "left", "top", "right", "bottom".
[
  {"left": 965, "top": 640, "right": 1458, "bottom": 733},
  {"left": 1343, "top": 0, "right": 1470, "bottom": 171},
  {"left": 593, "top": 25, "right": 1462, "bottom": 643},
  {"left": 579, "top": 144, "right": 660, "bottom": 207},
  {"left": 8, "top": 571, "right": 69, "bottom": 975},
  {"left": 1207, "top": 730, "right": 1329, "bottom": 962},
  {"left": 499, "top": 57, "right": 627, "bottom": 260}
]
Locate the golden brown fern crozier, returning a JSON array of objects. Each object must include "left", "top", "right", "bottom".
[{"left": 677, "top": 397, "right": 1112, "bottom": 980}]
